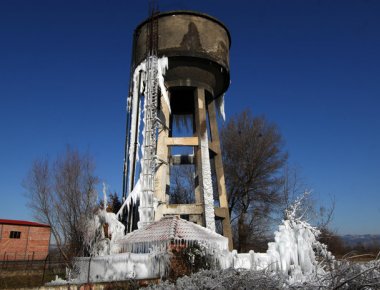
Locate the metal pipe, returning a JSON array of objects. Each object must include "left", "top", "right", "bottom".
[
  {"left": 130, "top": 70, "right": 143, "bottom": 193},
  {"left": 122, "top": 28, "right": 138, "bottom": 202}
]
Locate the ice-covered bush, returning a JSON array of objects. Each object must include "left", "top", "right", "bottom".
[
  {"left": 265, "top": 192, "right": 335, "bottom": 277},
  {"left": 146, "top": 259, "right": 380, "bottom": 290},
  {"left": 177, "top": 242, "right": 218, "bottom": 273},
  {"left": 83, "top": 184, "right": 125, "bottom": 256},
  {"left": 216, "top": 192, "right": 335, "bottom": 279}
]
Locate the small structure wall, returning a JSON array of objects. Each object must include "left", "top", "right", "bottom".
[
  {"left": 73, "top": 252, "right": 168, "bottom": 282},
  {"left": 0, "top": 219, "right": 51, "bottom": 261}
]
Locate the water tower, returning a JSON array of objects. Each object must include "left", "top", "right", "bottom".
[{"left": 122, "top": 10, "right": 233, "bottom": 249}]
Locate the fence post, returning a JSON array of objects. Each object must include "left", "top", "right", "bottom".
[
  {"left": 41, "top": 254, "right": 49, "bottom": 285},
  {"left": 2, "top": 252, "right": 6, "bottom": 268},
  {"left": 25, "top": 254, "right": 29, "bottom": 271},
  {"left": 31, "top": 251, "right": 35, "bottom": 270},
  {"left": 87, "top": 257, "right": 92, "bottom": 284}
]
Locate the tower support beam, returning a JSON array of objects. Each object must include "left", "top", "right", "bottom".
[{"left": 194, "top": 88, "right": 216, "bottom": 232}]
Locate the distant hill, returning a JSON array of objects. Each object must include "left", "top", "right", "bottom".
[{"left": 340, "top": 234, "right": 380, "bottom": 247}]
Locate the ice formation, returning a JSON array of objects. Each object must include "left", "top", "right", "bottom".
[
  {"left": 122, "top": 55, "right": 218, "bottom": 231},
  {"left": 217, "top": 193, "right": 334, "bottom": 279},
  {"left": 126, "top": 61, "right": 145, "bottom": 194},
  {"left": 70, "top": 217, "right": 227, "bottom": 284},
  {"left": 199, "top": 133, "right": 216, "bottom": 232},
  {"left": 83, "top": 57, "right": 167, "bottom": 262},
  {"left": 71, "top": 252, "right": 169, "bottom": 282},
  {"left": 215, "top": 93, "right": 226, "bottom": 121},
  {"left": 117, "top": 178, "right": 141, "bottom": 219},
  {"left": 61, "top": 192, "right": 336, "bottom": 285},
  {"left": 157, "top": 57, "right": 170, "bottom": 113},
  {"left": 122, "top": 56, "right": 170, "bottom": 227},
  {"left": 118, "top": 216, "right": 228, "bottom": 254},
  {"left": 84, "top": 185, "right": 125, "bottom": 256}
]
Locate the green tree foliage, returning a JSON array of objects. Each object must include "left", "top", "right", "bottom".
[
  {"left": 99, "top": 191, "right": 122, "bottom": 214},
  {"left": 108, "top": 192, "right": 122, "bottom": 213}
]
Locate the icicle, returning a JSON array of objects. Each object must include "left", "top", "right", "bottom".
[
  {"left": 135, "top": 97, "right": 143, "bottom": 164},
  {"left": 127, "top": 61, "right": 146, "bottom": 194},
  {"left": 102, "top": 183, "right": 108, "bottom": 209},
  {"left": 157, "top": 57, "right": 171, "bottom": 113},
  {"left": 117, "top": 177, "right": 142, "bottom": 220},
  {"left": 215, "top": 93, "right": 226, "bottom": 121}
]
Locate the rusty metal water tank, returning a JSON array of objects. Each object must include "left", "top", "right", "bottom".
[{"left": 133, "top": 10, "right": 231, "bottom": 99}]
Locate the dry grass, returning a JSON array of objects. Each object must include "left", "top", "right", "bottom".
[{"left": 0, "top": 270, "right": 64, "bottom": 289}]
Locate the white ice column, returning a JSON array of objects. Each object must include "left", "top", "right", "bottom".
[{"left": 195, "top": 88, "right": 216, "bottom": 232}]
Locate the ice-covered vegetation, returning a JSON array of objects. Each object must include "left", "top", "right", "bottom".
[
  {"left": 146, "top": 194, "right": 380, "bottom": 289},
  {"left": 71, "top": 192, "right": 322, "bottom": 282},
  {"left": 146, "top": 260, "right": 380, "bottom": 290},
  {"left": 52, "top": 189, "right": 380, "bottom": 288},
  {"left": 215, "top": 193, "right": 334, "bottom": 280},
  {"left": 83, "top": 184, "right": 126, "bottom": 256}
]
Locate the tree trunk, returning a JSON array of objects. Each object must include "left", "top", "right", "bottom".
[{"left": 237, "top": 211, "right": 249, "bottom": 252}]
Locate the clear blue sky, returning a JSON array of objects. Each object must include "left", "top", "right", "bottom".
[{"left": 1, "top": 0, "right": 379, "bottom": 235}]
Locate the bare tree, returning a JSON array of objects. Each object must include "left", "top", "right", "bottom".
[
  {"left": 23, "top": 146, "right": 98, "bottom": 265},
  {"left": 169, "top": 165, "right": 195, "bottom": 204},
  {"left": 279, "top": 169, "right": 344, "bottom": 256},
  {"left": 220, "top": 110, "right": 288, "bottom": 252},
  {"left": 314, "top": 197, "right": 348, "bottom": 257}
]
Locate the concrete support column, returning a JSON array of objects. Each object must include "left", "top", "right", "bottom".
[
  {"left": 154, "top": 92, "right": 173, "bottom": 222},
  {"left": 208, "top": 99, "right": 234, "bottom": 250},
  {"left": 155, "top": 92, "right": 171, "bottom": 204},
  {"left": 194, "top": 88, "right": 216, "bottom": 232}
]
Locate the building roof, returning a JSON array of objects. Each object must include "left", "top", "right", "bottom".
[
  {"left": 118, "top": 216, "right": 228, "bottom": 253},
  {"left": 0, "top": 219, "right": 50, "bottom": 228}
]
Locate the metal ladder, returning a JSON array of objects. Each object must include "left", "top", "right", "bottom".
[{"left": 138, "top": 4, "right": 159, "bottom": 229}]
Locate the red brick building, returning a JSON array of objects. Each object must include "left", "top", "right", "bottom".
[{"left": 0, "top": 219, "right": 51, "bottom": 261}]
